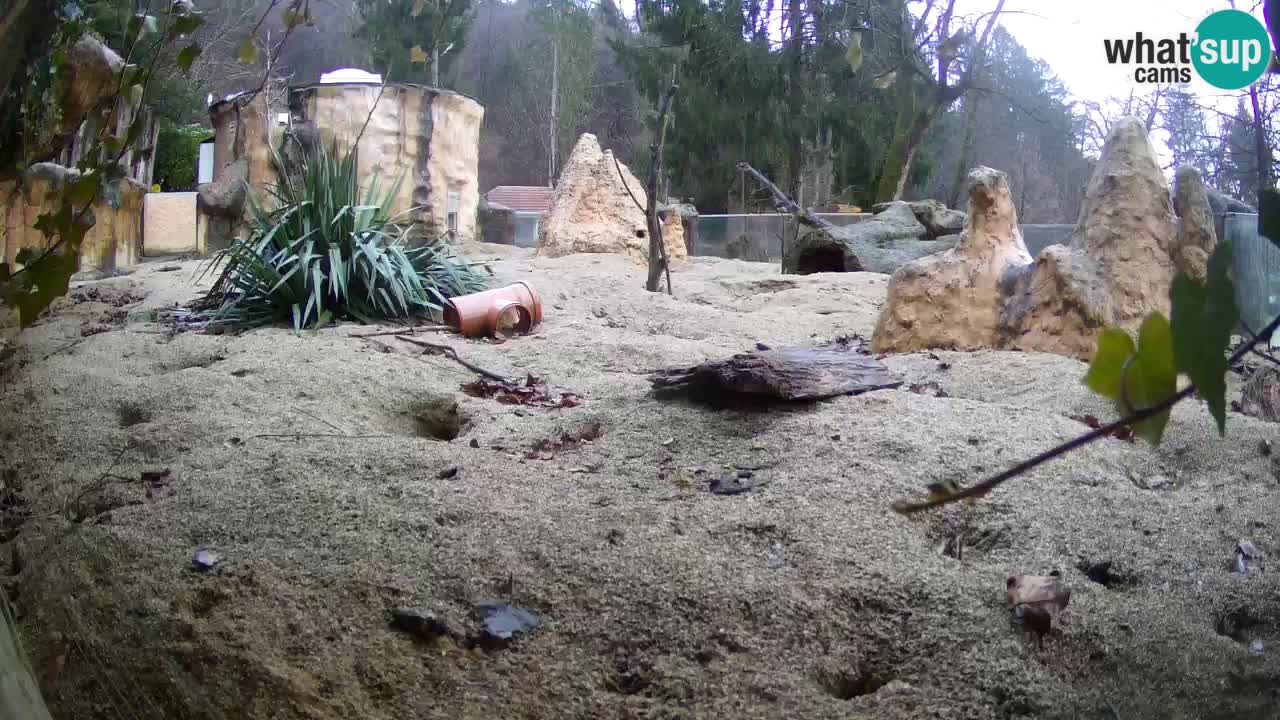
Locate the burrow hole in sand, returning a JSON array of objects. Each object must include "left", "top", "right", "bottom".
[
  {"left": 116, "top": 400, "right": 152, "bottom": 428},
  {"left": 818, "top": 665, "right": 893, "bottom": 700},
  {"left": 403, "top": 395, "right": 472, "bottom": 441}
]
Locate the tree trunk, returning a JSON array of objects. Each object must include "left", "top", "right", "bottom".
[
  {"left": 1250, "top": 83, "right": 1273, "bottom": 200},
  {"left": 875, "top": 67, "right": 916, "bottom": 203},
  {"left": 948, "top": 93, "right": 981, "bottom": 208},
  {"left": 645, "top": 83, "right": 678, "bottom": 293},
  {"left": 785, "top": 0, "right": 805, "bottom": 201},
  {"left": 548, "top": 10, "right": 560, "bottom": 186},
  {"left": 881, "top": 99, "right": 938, "bottom": 202},
  {"left": 0, "top": 0, "right": 57, "bottom": 172},
  {"left": 0, "top": 0, "right": 48, "bottom": 103}
]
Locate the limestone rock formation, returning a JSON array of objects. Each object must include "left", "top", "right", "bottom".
[
  {"left": 1172, "top": 166, "right": 1216, "bottom": 282},
  {"left": 782, "top": 201, "right": 955, "bottom": 275},
  {"left": 873, "top": 199, "right": 966, "bottom": 239},
  {"left": 537, "top": 134, "right": 687, "bottom": 266},
  {"left": 667, "top": 202, "right": 699, "bottom": 255},
  {"left": 658, "top": 205, "right": 686, "bottom": 255},
  {"left": 197, "top": 159, "right": 248, "bottom": 219},
  {"left": 871, "top": 117, "right": 1180, "bottom": 361},
  {"left": 1005, "top": 117, "right": 1177, "bottom": 359},
  {"left": 872, "top": 168, "right": 1031, "bottom": 352}
]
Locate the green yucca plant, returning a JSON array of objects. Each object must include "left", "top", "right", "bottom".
[{"left": 188, "top": 140, "right": 488, "bottom": 332}]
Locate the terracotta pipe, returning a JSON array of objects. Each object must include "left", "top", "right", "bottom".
[{"left": 444, "top": 282, "right": 542, "bottom": 339}]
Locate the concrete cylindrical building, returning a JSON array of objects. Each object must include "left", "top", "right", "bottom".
[{"left": 205, "top": 77, "right": 485, "bottom": 246}]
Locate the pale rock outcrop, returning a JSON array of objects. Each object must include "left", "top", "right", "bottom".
[
  {"left": 658, "top": 205, "right": 686, "bottom": 255},
  {"left": 871, "top": 117, "right": 1180, "bottom": 361},
  {"left": 1003, "top": 117, "right": 1177, "bottom": 359},
  {"left": 537, "top": 134, "right": 687, "bottom": 266},
  {"left": 872, "top": 198, "right": 966, "bottom": 239},
  {"left": 872, "top": 168, "right": 1031, "bottom": 352},
  {"left": 1172, "top": 165, "right": 1216, "bottom": 282},
  {"left": 783, "top": 201, "right": 956, "bottom": 274}
]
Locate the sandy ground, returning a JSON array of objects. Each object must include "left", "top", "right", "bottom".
[{"left": 2, "top": 244, "right": 1279, "bottom": 720}]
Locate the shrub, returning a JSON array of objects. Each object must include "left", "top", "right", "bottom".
[
  {"left": 152, "top": 124, "right": 211, "bottom": 191},
  {"left": 187, "top": 141, "right": 488, "bottom": 332}
]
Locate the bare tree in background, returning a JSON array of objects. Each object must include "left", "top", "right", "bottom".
[{"left": 873, "top": 0, "right": 1007, "bottom": 202}]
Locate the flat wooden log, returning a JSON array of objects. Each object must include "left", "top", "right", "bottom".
[{"left": 650, "top": 341, "right": 902, "bottom": 401}]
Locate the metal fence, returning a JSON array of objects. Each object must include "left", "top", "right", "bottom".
[
  {"left": 1225, "top": 213, "right": 1273, "bottom": 338},
  {"left": 513, "top": 212, "right": 540, "bottom": 248},
  {"left": 694, "top": 213, "right": 870, "bottom": 261}
]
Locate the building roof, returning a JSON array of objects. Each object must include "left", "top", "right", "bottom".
[{"left": 485, "top": 186, "right": 555, "bottom": 215}]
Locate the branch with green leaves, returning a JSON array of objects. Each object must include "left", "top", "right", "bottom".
[
  {"left": 895, "top": 190, "right": 1280, "bottom": 514},
  {"left": 0, "top": 0, "right": 310, "bottom": 329}
]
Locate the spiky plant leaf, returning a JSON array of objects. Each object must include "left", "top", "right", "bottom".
[{"left": 185, "top": 141, "right": 488, "bottom": 333}]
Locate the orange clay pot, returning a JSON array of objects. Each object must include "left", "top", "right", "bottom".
[{"left": 444, "top": 282, "right": 542, "bottom": 338}]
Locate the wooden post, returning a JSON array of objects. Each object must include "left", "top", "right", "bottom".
[{"left": 645, "top": 82, "right": 678, "bottom": 293}]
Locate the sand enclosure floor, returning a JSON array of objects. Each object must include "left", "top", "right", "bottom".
[{"left": 2, "top": 244, "right": 1279, "bottom": 719}]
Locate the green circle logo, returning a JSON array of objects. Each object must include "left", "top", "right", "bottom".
[{"left": 1193, "top": 9, "right": 1273, "bottom": 90}]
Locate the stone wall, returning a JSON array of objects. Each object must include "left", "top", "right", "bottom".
[
  {"left": 288, "top": 83, "right": 484, "bottom": 242},
  {"left": 143, "top": 192, "right": 205, "bottom": 255},
  {"left": 0, "top": 164, "right": 142, "bottom": 273}
]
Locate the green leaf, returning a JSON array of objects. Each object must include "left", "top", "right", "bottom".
[
  {"left": 1261, "top": 189, "right": 1280, "bottom": 252},
  {"left": 68, "top": 174, "right": 99, "bottom": 208},
  {"left": 125, "top": 116, "right": 146, "bottom": 146},
  {"left": 1083, "top": 328, "right": 1136, "bottom": 400},
  {"left": 177, "top": 43, "right": 202, "bottom": 72},
  {"left": 237, "top": 36, "right": 258, "bottom": 64},
  {"left": 1170, "top": 242, "right": 1238, "bottom": 434},
  {"left": 1128, "top": 313, "right": 1176, "bottom": 445},
  {"left": 128, "top": 82, "right": 145, "bottom": 109},
  {"left": 173, "top": 14, "right": 205, "bottom": 35},
  {"left": 32, "top": 204, "right": 72, "bottom": 238},
  {"left": 1082, "top": 315, "right": 1177, "bottom": 446},
  {"left": 13, "top": 250, "right": 78, "bottom": 327}
]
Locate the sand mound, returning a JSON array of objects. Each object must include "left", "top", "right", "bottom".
[{"left": 2, "top": 250, "right": 1278, "bottom": 719}]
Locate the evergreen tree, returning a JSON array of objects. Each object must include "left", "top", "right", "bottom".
[{"left": 356, "top": 0, "right": 474, "bottom": 86}]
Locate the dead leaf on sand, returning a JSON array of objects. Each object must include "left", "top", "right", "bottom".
[
  {"left": 1006, "top": 574, "right": 1071, "bottom": 637},
  {"left": 526, "top": 422, "right": 603, "bottom": 460},
  {"left": 462, "top": 374, "right": 582, "bottom": 409}
]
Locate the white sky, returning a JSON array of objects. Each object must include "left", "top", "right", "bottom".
[{"left": 979, "top": 0, "right": 1270, "bottom": 105}]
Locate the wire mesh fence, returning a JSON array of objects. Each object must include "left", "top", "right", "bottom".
[
  {"left": 1225, "top": 213, "right": 1273, "bottom": 338},
  {"left": 693, "top": 214, "right": 869, "bottom": 261}
]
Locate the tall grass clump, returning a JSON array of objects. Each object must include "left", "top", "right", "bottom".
[{"left": 188, "top": 141, "right": 487, "bottom": 332}]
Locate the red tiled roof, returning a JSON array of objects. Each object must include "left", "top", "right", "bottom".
[{"left": 485, "top": 185, "right": 555, "bottom": 215}]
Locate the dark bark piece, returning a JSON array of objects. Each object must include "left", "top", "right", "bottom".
[{"left": 649, "top": 341, "right": 902, "bottom": 401}]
